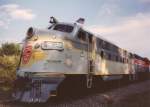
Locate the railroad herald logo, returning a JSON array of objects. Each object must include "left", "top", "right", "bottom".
[{"left": 22, "top": 45, "right": 32, "bottom": 64}]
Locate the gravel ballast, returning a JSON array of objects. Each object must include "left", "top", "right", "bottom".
[{"left": 0, "top": 80, "right": 150, "bottom": 107}]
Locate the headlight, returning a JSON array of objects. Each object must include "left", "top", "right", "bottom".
[{"left": 41, "top": 41, "right": 63, "bottom": 50}]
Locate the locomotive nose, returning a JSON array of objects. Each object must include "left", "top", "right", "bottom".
[{"left": 13, "top": 73, "right": 65, "bottom": 103}]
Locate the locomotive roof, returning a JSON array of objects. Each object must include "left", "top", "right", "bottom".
[
  {"left": 36, "top": 22, "right": 123, "bottom": 52},
  {"left": 30, "top": 22, "right": 149, "bottom": 60}
]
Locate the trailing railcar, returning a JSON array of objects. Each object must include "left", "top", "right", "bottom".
[
  {"left": 133, "top": 54, "right": 150, "bottom": 79},
  {"left": 13, "top": 17, "right": 150, "bottom": 103}
]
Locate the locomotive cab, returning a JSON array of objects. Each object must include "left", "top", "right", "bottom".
[{"left": 18, "top": 23, "right": 77, "bottom": 77}]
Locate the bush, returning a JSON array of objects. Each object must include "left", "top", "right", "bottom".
[
  {"left": 0, "top": 43, "right": 21, "bottom": 85},
  {"left": 0, "top": 56, "right": 20, "bottom": 82},
  {"left": 1, "top": 43, "right": 20, "bottom": 56}
]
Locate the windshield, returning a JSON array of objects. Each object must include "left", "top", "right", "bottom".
[{"left": 53, "top": 24, "right": 74, "bottom": 33}]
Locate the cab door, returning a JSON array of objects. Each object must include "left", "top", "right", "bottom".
[{"left": 86, "top": 33, "right": 96, "bottom": 88}]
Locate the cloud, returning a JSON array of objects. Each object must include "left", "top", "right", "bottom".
[
  {"left": 90, "top": 13, "right": 150, "bottom": 34},
  {"left": 0, "top": 4, "right": 35, "bottom": 20},
  {"left": 0, "top": 19, "right": 10, "bottom": 29},
  {"left": 138, "top": 0, "right": 150, "bottom": 3},
  {"left": 88, "top": 13, "right": 150, "bottom": 58},
  {"left": 97, "top": 1, "right": 120, "bottom": 19},
  {"left": 0, "top": 20, "right": 5, "bottom": 26},
  {"left": 0, "top": 4, "right": 36, "bottom": 28}
]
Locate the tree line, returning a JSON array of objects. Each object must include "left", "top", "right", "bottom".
[{"left": 0, "top": 43, "right": 21, "bottom": 56}]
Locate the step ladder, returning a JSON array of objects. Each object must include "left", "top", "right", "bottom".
[
  {"left": 87, "top": 60, "right": 95, "bottom": 88},
  {"left": 86, "top": 36, "right": 95, "bottom": 88}
]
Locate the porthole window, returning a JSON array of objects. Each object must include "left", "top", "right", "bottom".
[
  {"left": 108, "top": 54, "right": 111, "bottom": 60},
  {"left": 126, "top": 59, "right": 129, "bottom": 63},
  {"left": 116, "top": 56, "right": 118, "bottom": 62}
]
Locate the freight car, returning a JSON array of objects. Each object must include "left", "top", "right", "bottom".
[{"left": 12, "top": 17, "right": 150, "bottom": 103}]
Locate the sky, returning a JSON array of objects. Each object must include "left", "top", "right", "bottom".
[{"left": 0, "top": 0, "right": 150, "bottom": 58}]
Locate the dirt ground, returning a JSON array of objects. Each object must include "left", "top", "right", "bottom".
[{"left": 117, "top": 91, "right": 150, "bottom": 107}]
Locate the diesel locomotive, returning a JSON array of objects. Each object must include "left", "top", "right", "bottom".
[{"left": 13, "top": 17, "right": 150, "bottom": 103}]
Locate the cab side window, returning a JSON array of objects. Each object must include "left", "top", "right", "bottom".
[{"left": 77, "top": 29, "right": 87, "bottom": 42}]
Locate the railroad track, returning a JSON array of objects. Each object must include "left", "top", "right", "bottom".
[{"left": 0, "top": 79, "right": 150, "bottom": 107}]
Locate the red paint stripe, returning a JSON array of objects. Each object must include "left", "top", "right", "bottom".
[
  {"left": 22, "top": 45, "right": 32, "bottom": 64},
  {"left": 134, "top": 59, "right": 149, "bottom": 67}
]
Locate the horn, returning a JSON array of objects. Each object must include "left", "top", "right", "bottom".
[
  {"left": 76, "top": 18, "right": 85, "bottom": 24},
  {"left": 49, "top": 16, "right": 58, "bottom": 24}
]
